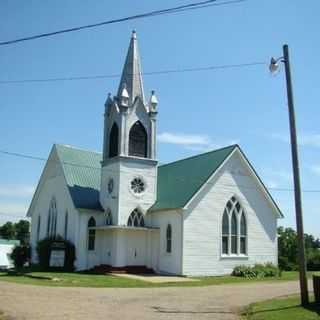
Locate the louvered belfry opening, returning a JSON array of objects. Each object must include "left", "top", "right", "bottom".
[
  {"left": 129, "top": 121, "right": 147, "bottom": 158},
  {"left": 109, "top": 123, "right": 119, "bottom": 158}
]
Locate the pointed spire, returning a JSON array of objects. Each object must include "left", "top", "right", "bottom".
[{"left": 117, "top": 30, "right": 145, "bottom": 104}]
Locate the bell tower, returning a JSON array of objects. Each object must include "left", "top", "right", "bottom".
[{"left": 100, "top": 31, "right": 158, "bottom": 226}]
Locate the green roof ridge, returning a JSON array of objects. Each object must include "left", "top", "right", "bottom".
[{"left": 159, "top": 144, "right": 238, "bottom": 168}]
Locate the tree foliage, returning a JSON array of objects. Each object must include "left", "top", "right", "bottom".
[
  {"left": 0, "top": 219, "right": 30, "bottom": 244},
  {"left": 278, "top": 227, "right": 320, "bottom": 271},
  {"left": 10, "top": 245, "right": 31, "bottom": 268}
]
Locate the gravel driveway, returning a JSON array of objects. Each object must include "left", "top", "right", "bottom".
[{"left": 0, "top": 280, "right": 303, "bottom": 320}]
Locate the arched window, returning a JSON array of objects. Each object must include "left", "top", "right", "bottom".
[
  {"left": 37, "top": 215, "right": 41, "bottom": 241},
  {"left": 222, "top": 209, "right": 229, "bottom": 254},
  {"left": 47, "top": 197, "right": 57, "bottom": 238},
  {"left": 88, "top": 217, "right": 96, "bottom": 251},
  {"left": 129, "top": 121, "right": 147, "bottom": 158},
  {"left": 105, "top": 209, "right": 112, "bottom": 225},
  {"left": 166, "top": 224, "right": 172, "bottom": 253},
  {"left": 127, "top": 209, "right": 145, "bottom": 227},
  {"left": 46, "top": 210, "right": 51, "bottom": 237},
  {"left": 109, "top": 123, "right": 119, "bottom": 158},
  {"left": 240, "top": 213, "right": 247, "bottom": 254},
  {"left": 64, "top": 211, "right": 68, "bottom": 239},
  {"left": 222, "top": 196, "right": 247, "bottom": 256},
  {"left": 231, "top": 212, "right": 238, "bottom": 254}
]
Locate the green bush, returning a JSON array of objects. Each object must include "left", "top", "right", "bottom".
[
  {"left": 36, "top": 236, "right": 75, "bottom": 271},
  {"left": 10, "top": 245, "right": 30, "bottom": 268},
  {"left": 232, "top": 263, "right": 280, "bottom": 279},
  {"left": 307, "top": 249, "right": 320, "bottom": 271}
]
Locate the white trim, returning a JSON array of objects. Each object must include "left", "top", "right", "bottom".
[{"left": 26, "top": 146, "right": 55, "bottom": 217}]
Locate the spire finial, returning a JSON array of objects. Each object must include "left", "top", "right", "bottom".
[{"left": 117, "top": 31, "right": 145, "bottom": 104}]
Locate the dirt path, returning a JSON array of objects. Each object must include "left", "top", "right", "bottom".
[{"left": 0, "top": 280, "right": 303, "bottom": 320}]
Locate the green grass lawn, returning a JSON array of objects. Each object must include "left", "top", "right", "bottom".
[
  {"left": 0, "top": 270, "right": 318, "bottom": 288},
  {"left": 242, "top": 295, "right": 320, "bottom": 320}
]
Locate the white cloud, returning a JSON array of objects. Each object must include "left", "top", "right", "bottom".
[
  {"left": 0, "top": 185, "right": 35, "bottom": 198},
  {"left": 265, "top": 180, "right": 279, "bottom": 189},
  {"left": 269, "top": 133, "right": 289, "bottom": 143},
  {"left": 157, "top": 132, "right": 238, "bottom": 152},
  {"left": 299, "top": 134, "right": 320, "bottom": 148},
  {"left": 310, "top": 165, "right": 320, "bottom": 176},
  {"left": 270, "top": 132, "right": 320, "bottom": 148},
  {"left": 0, "top": 202, "right": 29, "bottom": 222},
  {"left": 0, "top": 202, "right": 28, "bottom": 214},
  {"left": 158, "top": 132, "right": 211, "bottom": 146}
]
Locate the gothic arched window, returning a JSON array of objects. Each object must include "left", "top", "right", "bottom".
[
  {"left": 109, "top": 122, "right": 119, "bottom": 158},
  {"left": 166, "top": 224, "right": 172, "bottom": 253},
  {"left": 105, "top": 209, "right": 113, "bottom": 225},
  {"left": 37, "top": 215, "right": 41, "bottom": 241},
  {"left": 231, "top": 212, "right": 238, "bottom": 254},
  {"left": 222, "top": 196, "right": 247, "bottom": 256},
  {"left": 64, "top": 211, "right": 68, "bottom": 239},
  {"left": 127, "top": 209, "right": 145, "bottom": 227},
  {"left": 88, "top": 217, "right": 96, "bottom": 251},
  {"left": 222, "top": 209, "right": 229, "bottom": 254},
  {"left": 47, "top": 197, "right": 57, "bottom": 238},
  {"left": 129, "top": 121, "right": 147, "bottom": 158},
  {"left": 240, "top": 213, "right": 247, "bottom": 254}
]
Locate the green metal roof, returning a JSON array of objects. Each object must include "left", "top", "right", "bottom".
[
  {"left": 150, "top": 145, "right": 236, "bottom": 211},
  {"left": 55, "top": 144, "right": 103, "bottom": 211},
  {"left": 55, "top": 144, "right": 236, "bottom": 212}
]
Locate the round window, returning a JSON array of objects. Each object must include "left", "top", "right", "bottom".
[{"left": 130, "top": 177, "right": 145, "bottom": 194}]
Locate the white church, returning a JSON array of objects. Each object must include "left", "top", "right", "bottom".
[{"left": 28, "top": 31, "right": 282, "bottom": 276}]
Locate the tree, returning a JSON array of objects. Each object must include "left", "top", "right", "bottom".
[
  {"left": 15, "top": 220, "right": 30, "bottom": 244},
  {"left": 0, "top": 219, "right": 30, "bottom": 244},
  {"left": 0, "top": 222, "right": 15, "bottom": 239},
  {"left": 278, "top": 227, "right": 320, "bottom": 271}
]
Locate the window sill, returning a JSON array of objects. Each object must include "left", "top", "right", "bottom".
[{"left": 220, "top": 254, "right": 248, "bottom": 260}]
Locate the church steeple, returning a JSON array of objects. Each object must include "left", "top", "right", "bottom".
[
  {"left": 117, "top": 30, "right": 145, "bottom": 104},
  {"left": 100, "top": 31, "right": 158, "bottom": 228}
]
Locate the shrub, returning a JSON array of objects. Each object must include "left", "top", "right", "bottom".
[
  {"left": 232, "top": 263, "right": 280, "bottom": 279},
  {"left": 307, "top": 249, "right": 320, "bottom": 271},
  {"left": 10, "top": 245, "right": 30, "bottom": 269},
  {"left": 36, "top": 236, "right": 76, "bottom": 271}
]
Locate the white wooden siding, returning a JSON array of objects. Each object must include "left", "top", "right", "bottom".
[
  {"left": 151, "top": 210, "right": 183, "bottom": 275},
  {"left": 29, "top": 147, "right": 79, "bottom": 266},
  {"left": 183, "top": 151, "right": 278, "bottom": 276}
]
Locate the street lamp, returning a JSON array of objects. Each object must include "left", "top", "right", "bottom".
[{"left": 270, "top": 44, "right": 309, "bottom": 306}]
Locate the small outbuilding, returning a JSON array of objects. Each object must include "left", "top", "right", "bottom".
[{"left": 0, "top": 239, "right": 20, "bottom": 269}]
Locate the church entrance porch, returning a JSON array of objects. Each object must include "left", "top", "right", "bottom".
[{"left": 87, "top": 226, "right": 160, "bottom": 272}]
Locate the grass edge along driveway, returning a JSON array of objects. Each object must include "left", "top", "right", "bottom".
[
  {"left": 241, "top": 294, "right": 320, "bottom": 320},
  {"left": 0, "top": 271, "right": 319, "bottom": 288}
]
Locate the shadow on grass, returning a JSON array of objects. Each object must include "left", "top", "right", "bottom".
[{"left": 246, "top": 302, "right": 320, "bottom": 318}]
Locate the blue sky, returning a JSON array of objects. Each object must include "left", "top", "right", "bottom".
[{"left": 0, "top": 1, "right": 319, "bottom": 237}]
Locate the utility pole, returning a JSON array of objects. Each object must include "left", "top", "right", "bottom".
[{"left": 282, "top": 44, "right": 309, "bottom": 306}]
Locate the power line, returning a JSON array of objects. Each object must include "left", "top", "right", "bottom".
[
  {"left": 1, "top": 148, "right": 320, "bottom": 194},
  {"left": 0, "top": 61, "right": 265, "bottom": 84},
  {"left": 0, "top": 0, "right": 246, "bottom": 47}
]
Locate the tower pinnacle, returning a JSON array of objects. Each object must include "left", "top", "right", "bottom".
[{"left": 117, "top": 31, "right": 145, "bottom": 104}]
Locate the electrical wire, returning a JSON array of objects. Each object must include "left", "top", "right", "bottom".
[
  {"left": 0, "top": 148, "right": 319, "bottom": 194},
  {"left": 0, "top": 61, "right": 266, "bottom": 84},
  {"left": 0, "top": 0, "right": 246, "bottom": 46}
]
